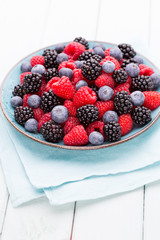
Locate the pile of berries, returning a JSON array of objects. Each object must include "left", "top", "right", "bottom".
[{"left": 11, "top": 38, "right": 160, "bottom": 146}]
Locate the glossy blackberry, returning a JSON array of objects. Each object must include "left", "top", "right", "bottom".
[
  {"left": 14, "top": 106, "right": 34, "bottom": 125},
  {"left": 40, "top": 90, "right": 61, "bottom": 113},
  {"left": 73, "top": 37, "right": 89, "bottom": 50},
  {"left": 114, "top": 91, "right": 133, "bottom": 115},
  {"left": 78, "top": 51, "right": 102, "bottom": 62},
  {"left": 118, "top": 43, "right": 136, "bottom": 59},
  {"left": 121, "top": 58, "right": 138, "bottom": 69},
  {"left": 132, "top": 75, "right": 154, "bottom": 91},
  {"left": 76, "top": 105, "right": 99, "bottom": 127},
  {"left": 23, "top": 73, "right": 42, "bottom": 93},
  {"left": 43, "top": 49, "right": 58, "bottom": 69},
  {"left": 132, "top": 106, "right": 151, "bottom": 126},
  {"left": 81, "top": 59, "right": 102, "bottom": 81},
  {"left": 44, "top": 68, "right": 58, "bottom": 82},
  {"left": 112, "top": 69, "right": 128, "bottom": 84},
  {"left": 12, "top": 84, "right": 25, "bottom": 98},
  {"left": 103, "top": 122, "right": 121, "bottom": 142},
  {"left": 41, "top": 120, "right": 63, "bottom": 143}
]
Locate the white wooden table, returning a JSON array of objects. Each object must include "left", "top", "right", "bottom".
[{"left": 1, "top": 0, "right": 160, "bottom": 239}]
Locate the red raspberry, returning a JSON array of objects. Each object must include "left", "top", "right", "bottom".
[
  {"left": 71, "top": 69, "right": 86, "bottom": 85},
  {"left": 51, "top": 76, "right": 75, "bottom": 100},
  {"left": 23, "top": 94, "right": 32, "bottom": 107},
  {"left": 100, "top": 56, "right": 120, "bottom": 70},
  {"left": 63, "top": 125, "right": 88, "bottom": 146},
  {"left": 58, "top": 60, "right": 77, "bottom": 71},
  {"left": 46, "top": 77, "right": 60, "bottom": 91},
  {"left": 126, "top": 76, "right": 132, "bottom": 87},
  {"left": 20, "top": 72, "right": 31, "bottom": 84},
  {"left": 95, "top": 73, "right": 115, "bottom": 89},
  {"left": 37, "top": 78, "right": 47, "bottom": 97},
  {"left": 38, "top": 112, "right": 52, "bottom": 131},
  {"left": 104, "top": 48, "right": 111, "bottom": 57},
  {"left": 114, "top": 83, "right": 130, "bottom": 96},
  {"left": 95, "top": 101, "right": 114, "bottom": 119},
  {"left": 143, "top": 91, "right": 160, "bottom": 110},
  {"left": 33, "top": 107, "right": 44, "bottom": 122},
  {"left": 63, "top": 117, "right": 80, "bottom": 135},
  {"left": 64, "top": 42, "right": 85, "bottom": 60},
  {"left": 86, "top": 121, "right": 105, "bottom": 137},
  {"left": 30, "top": 55, "right": 45, "bottom": 67},
  {"left": 118, "top": 114, "right": 133, "bottom": 136},
  {"left": 73, "top": 86, "right": 97, "bottom": 108},
  {"left": 139, "top": 64, "right": 154, "bottom": 76},
  {"left": 64, "top": 100, "right": 77, "bottom": 117}
]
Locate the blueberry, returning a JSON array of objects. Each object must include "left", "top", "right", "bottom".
[
  {"left": 102, "top": 61, "right": 115, "bottom": 73},
  {"left": 76, "top": 80, "right": 88, "bottom": 90},
  {"left": 126, "top": 63, "right": 139, "bottom": 77},
  {"left": 150, "top": 73, "right": 160, "bottom": 88},
  {"left": 103, "top": 111, "right": 119, "bottom": 123},
  {"left": 59, "top": 68, "right": 73, "bottom": 79},
  {"left": 10, "top": 96, "right": 23, "bottom": 108},
  {"left": 31, "top": 64, "right": 45, "bottom": 75},
  {"left": 98, "top": 86, "right": 114, "bottom": 101},
  {"left": 110, "top": 47, "right": 123, "bottom": 61},
  {"left": 133, "top": 55, "right": 144, "bottom": 64},
  {"left": 25, "top": 118, "right": 38, "bottom": 133},
  {"left": 51, "top": 105, "right": 69, "bottom": 123},
  {"left": 93, "top": 47, "right": 105, "bottom": 58},
  {"left": 130, "top": 91, "right": 145, "bottom": 106},
  {"left": 56, "top": 53, "right": 68, "bottom": 64},
  {"left": 27, "top": 95, "right": 41, "bottom": 108},
  {"left": 20, "top": 61, "right": 32, "bottom": 73},
  {"left": 55, "top": 43, "right": 65, "bottom": 53},
  {"left": 93, "top": 43, "right": 105, "bottom": 51},
  {"left": 89, "top": 131, "right": 104, "bottom": 145},
  {"left": 74, "top": 60, "right": 84, "bottom": 69}
]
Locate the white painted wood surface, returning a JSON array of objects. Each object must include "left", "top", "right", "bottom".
[{"left": 0, "top": 0, "right": 160, "bottom": 239}]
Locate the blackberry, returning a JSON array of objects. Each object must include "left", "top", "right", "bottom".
[
  {"left": 121, "top": 58, "right": 138, "bottom": 69},
  {"left": 43, "top": 49, "right": 58, "bottom": 69},
  {"left": 14, "top": 106, "right": 34, "bottom": 125},
  {"left": 76, "top": 104, "right": 99, "bottom": 127},
  {"left": 44, "top": 68, "right": 58, "bottom": 82},
  {"left": 103, "top": 122, "right": 121, "bottom": 142},
  {"left": 73, "top": 37, "right": 89, "bottom": 50},
  {"left": 12, "top": 84, "right": 25, "bottom": 98},
  {"left": 40, "top": 90, "right": 61, "bottom": 113},
  {"left": 81, "top": 59, "right": 102, "bottom": 81},
  {"left": 114, "top": 91, "right": 133, "bottom": 115},
  {"left": 23, "top": 73, "right": 42, "bottom": 93},
  {"left": 112, "top": 69, "right": 128, "bottom": 84},
  {"left": 132, "top": 106, "right": 151, "bottom": 126},
  {"left": 118, "top": 43, "right": 136, "bottom": 59},
  {"left": 41, "top": 120, "right": 63, "bottom": 143},
  {"left": 78, "top": 51, "right": 102, "bottom": 62},
  {"left": 132, "top": 75, "right": 154, "bottom": 91}
]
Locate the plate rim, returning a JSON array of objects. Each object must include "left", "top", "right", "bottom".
[{"left": 0, "top": 40, "right": 160, "bottom": 150}]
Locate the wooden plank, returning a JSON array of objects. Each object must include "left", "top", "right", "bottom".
[{"left": 72, "top": 188, "right": 143, "bottom": 240}]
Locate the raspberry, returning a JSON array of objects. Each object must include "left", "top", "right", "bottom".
[
  {"left": 33, "top": 107, "right": 44, "bottom": 122},
  {"left": 95, "top": 100, "right": 114, "bottom": 119},
  {"left": 64, "top": 42, "right": 85, "bottom": 60},
  {"left": 139, "top": 64, "right": 154, "bottom": 76},
  {"left": 118, "top": 114, "right": 133, "bottom": 136},
  {"left": 100, "top": 56, "right": 120, "bottom": 70},
  {"left": 20, "top": 72, "right": 31, "bottom": 84},
  {"left": 37, "top": 78, "right": 47, "bottom": 97},
  {"left": 95, "top": 73, "right": 115, "bottom": 89},
  {"left": 51, "top": 76, "right": 75, "bottom": 100},
  {"left": 71, "top": 69, "right": 86, "bottom": 85},
  {"left": 63, "top": 117, "right": 80, "bottom": 135},
  {"left": 114, "top": 83, "right": 130, "bottom": 96},
  {"left": 30, "top": 55, "right": 45, "bottom": 67},
  {"left": 143, "top": 91, "right": 160, "bottom": 110},
  {"left": 46, "top": 77, "right": 60, "bottom": 91},
  {"left": 58, "top": 60, "right": 77, "bottom": 71},
  {"left": 73, "top": 86, "right": 97, "bottom": 108},
  {"left": 23, "top": 94, "right": 32, "bottom": 107},
  {"left": 104, "top": 48, "right": 111, "bottom": 57},
  {"left": 86, "top": 121, "right": 105, "bottom": 137},
  {"left": 126, "top": 76, "right": 132, "bottom": 87},
  {"left": 63, "top": 125, "right": 88, "bottom": 146},
  {"left": 37, "top": 112, "right": 52, "bottom": 131},
  {"left": 64, "top": 100, "right": 77, "bottom": 117}
]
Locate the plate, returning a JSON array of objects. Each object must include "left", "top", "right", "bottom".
[{"left": 0, "top": 41, "right": 160, "bottom": 150}]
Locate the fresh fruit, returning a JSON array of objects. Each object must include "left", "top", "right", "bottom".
[
  {"left": 73, "top": 37, "right": 89, "bottom": 50},
  {"left": 64, "top": 42, "right": 85, "bottom": 60},
  {"left": 82, "top": 59, "right": 102, "bottom": 81},
  {"left": 118, "top": 114, "right": 133, "bottom": 136},
  {"left": 33, "top": 107, "right": 44, "bottom": 122},
  {"left": 102, "top": 61, "right": 115, "bottom": 73},
  {"left": 14, "top": 106, "right": 34, "bottom": 125},
  {"left": 51, "top": 105, "right": 69, "bottom": 123},
  {"left": 139, "top": 64, "right": 154, "bottom": 76},
  {"left": 41, "top": 120, "right": 63, "bottom": 143},
  {"left": 74, "top": 60, "right": 84, "bottom": 69},
  {"left": 21, "top": 61, "right": 32, "bottom": 73},
  {"left": 95, "top": 73, "right": 115, "bottom": 89},
  {"left": 58, "top": 60, "right": 77, "bottom": 71},
  {"left": 79, "top": 50, "right": 102, "bottom": 62},
  {"left": 20, "top": 72, "right": 31, "bottom": 84},
  {"left": 76, "top": 80, "right": 88, "bottom": 90},
  {"left": 45, "top": 77, "right": 60, "bottom": 91},
  {"left": 25, "top": 118, "right": 38, "bottom": 133},
  {"left": 95, "top": 100, "right": 114, "bottom": 119},
  {"left": 113, "top": 69, "right": 128, "bottom": 84},
  {"left": 150, "top": 73, "right": 160, "bottom": 88},
  {"left": 27, "top": 95, "right": 41, "bottom": 108},
  {"left": 118, "top": 43, "right": 136, "bottom": 59},
  {"left": 89, "top": 131, "right": 104, "bottom": 145},
  {"left": 56, "top": 53, "right": 68, "bottom": 64},
  {"left": 44, "top": 68, "right": 58, "bottom": 82},
  {"left": 93, "top": 47, "right": 105, "bottom": 58},
  {"left": 126, "top": 63, "right": 139, "bottom": 77},
  {"left": 38, "top": 112, "right": 52, "bottom": 131},
  {"left": 73, "top": 86, "right": 97, "bottom": 108},
  {"left": 143, "top": 91, "right": 160, "bottom": 110},
  {"left": 31, "top": 64, "right": 45, "bottom": 75},
  {"left": 11, "top": 96, "right": 23, "bottom": 108},
  {"left": 103, "top": 111, "right": 118, "bottom": 123},
  {"left": 114, "top": 83, "right": 130, "bottom": 96},
  {"left": 98, "top": 86, "right": 114, "bottom": 101},
  {"left": 132, "top": 106, "right": 151, "bottom": 125},
  {"left": 59, "top": 68, "right": 73, "bottom": 79},
  {"left": 23, "top": 94, "right": 32, "bottom": 107},
  {"left": 64, "top": 100, "right": 77, "bottom": 117},
  {"left": 110, "top": 47, "right": 123, "bottom": 61},
  {"left": 12, "top": 84, "right": 25, "bottom": 98},
  {"left": 76, "top": 104, "right": 99, "bottom": 127},
  {"left": 63, "top": 117, "right": 80, "bottom": 135},
  {"left": 103, "top": 122, "right": 121, "bottom": 142},
  {"left": 132, "top": 75, "right": 154, "bottom": 91},
  {"left": 30, "top": 56, "right": 45, "bottom": 67},
  {"left": 55, "top": 43, "right": 65, "bottom": 53},
  {"left": 23, "top": 73, "right": 42, "bottom": 93},
  {"left": 63, "top": 125, "right": 88, "bottom": 146},
  {"left": 42, "top": 49, "right": 58, "bottom": 69},
  {"left": 40, "top": 90, "right": 61, "bottom": 113},
  {"left": 133, "top": 55, "right": 143, "bottom": 64},
  {"left": 93, "top": 43, "right": 105, "bottom": 51},
  {"left": 121, "top": 58, "right": 138, "bottom": 69},
  {"left": 130, "top": 91, "right": 145, "bottom": 106},
  {"left": 86, "top": 121, "right": 105, "bottom": 137},
  {"left": 114, "top": 91, "right": 133, "bottom": 115}
]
